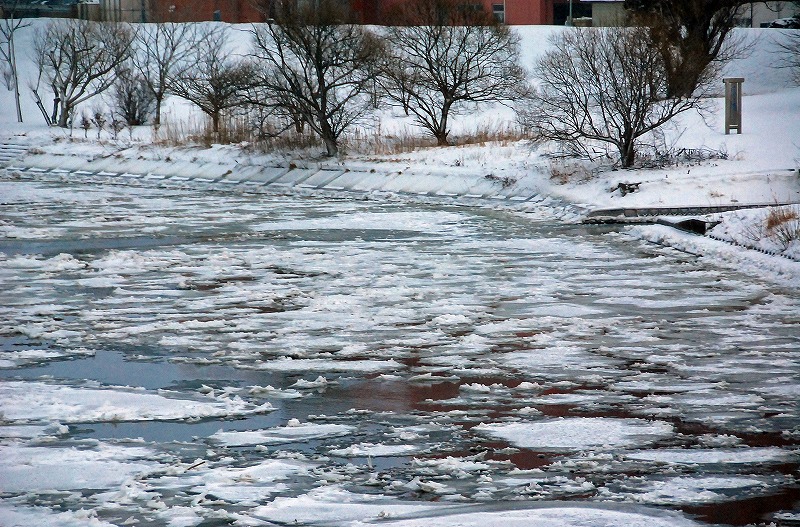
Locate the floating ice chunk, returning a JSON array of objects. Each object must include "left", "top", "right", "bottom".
[
  {"left": 292, "top": 376, "right": 329, "bottom": 389},
  {"left": 251, "top": 487, "right": 705, "bottom": 526},
  {"left": 250, "top": 486, "right": 438, "bottom": 525},
  {"left": 0, "top": 504, "right": 118, "bottom": 527},
  {"left": 348, "top": 504, "right": 707, "bottom": 527},
  {"left": 330, "top": 442, "right": 418, "bottom": 457},
  {"left": 252, "top": 211, "right": 470, "bottom": 233},
  {"left": 210, "top": 422, "right": 354, "bottom": 446},
  {"left": 412, "top": 455, "right": 492, "bottom": 474},
  {"left": 524, "top": 304, "right": 606, "bottom": 317},
  {"left": 251, "top": 358, "right": 402, "bottom": 374},
  {"left": 408, "top": 372, "right": 461, "bottom": 383},
  {"left": 0, "top": 442, "right": 158, "bottom": 492},
  {"left": 77, "top": 275, "right": 126, "bottom": 288},
  {"left": 5, "top": 253, "right": 85, "bottom": 270},
  {"left": 605, "top": 475, "right": 774, "bottom": 505},
  {"left": 0, "top": 381, "right": 273, "bottom": 424},
  {"left": 624, "top": 447, "right": 794, "bottom": 465},
  {"left": 185, "top": 459, "right": 313, "bottom": 506},
  {"left": 247, "top": 384, "right": 304, "bottom": 399},
  {"left": 431, "top": 313, "right": 472, "bottom": 325},
  {"left": 0, "top": 425, "right": 52, "bottom": 439},
  {"left": 403, "top": 476, "right": 451, "bottom": 494},
  {"left": 0, "top": 347, "right": 94, "bottom": 368},
  {"left": 475, "top": 418, "right": 674, "bottom": 451}
]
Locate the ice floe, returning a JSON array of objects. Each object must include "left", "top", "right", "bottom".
[
  {"left": 475, "top": 418, "right": 674, "bottom": 451},
  {"left": 0, "top": 442, "right": 160, "bottom": 492},
  {"left": 209, "top": 421, "right": 354, "bottom": 447},
  {"left": 0, "top": 381, "right": 273, "bottom": 424}
]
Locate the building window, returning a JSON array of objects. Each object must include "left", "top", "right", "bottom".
[{"left": 492, "top": 3, "right": 504, "bottom": 23}]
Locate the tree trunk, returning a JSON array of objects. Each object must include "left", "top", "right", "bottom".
[
  {"left": 153, "top": 96, "right": 163, "bottom": 129},
  {"left": 9, "top": 28, "right": 22, "bottom": 122},
  {"left": 57, "top": 100, "right": 70, "bottom": 128},
  {"left": 52, "top": 97, "right": 60, "bottom": 127},
  {"left": 620, "top": 141, "right": 636, "bottom": 168},
  {"left": 435, "top": 102, "right": 451, "bottom": 146},
  {"left": 211, "top": 111, "right": 220, "bottom": 133},
  {"left": 319, "top": 114, "right": 338, "bottom": 157},
  {"left": 322, "top": 136, "right": 338, "bottom": 157}
]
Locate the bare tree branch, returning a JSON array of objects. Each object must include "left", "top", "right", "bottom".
[
  {"left": 170, "top": 24, "right": 254, "bottom": 135},
  {"left": 131, "top": 21, "right": 196, "bottom": 128},
  {"left": 249, "top": 0, "right": 382, "bottom": 157},
  {"left": 522, "top": 27, "right": 706, "bottom": 168},
  {"left": 624, "top": 0, "right": 751, "bottom": 98},
  {"left": 1, "top": 0, "right": 31, "bottom": 122},
  {"left": 775, "top": 28, "right": 800, "bottom": 85},
  {"left": 378, "top": 0, "right": 527, "bottom": 146},
  {"left": 33, "top": 19, "right": 133, "bottom": 128}
]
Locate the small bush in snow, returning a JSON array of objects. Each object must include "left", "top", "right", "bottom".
[{"left": 765, "top": 205, "right": 800, "bottom": 250}]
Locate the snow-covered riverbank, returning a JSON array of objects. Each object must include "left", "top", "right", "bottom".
[{"left": 3, "top": 24, "right": 799, "bottom": 269}]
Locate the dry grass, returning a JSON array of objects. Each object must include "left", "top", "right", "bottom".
[
  {"left": 549, "top": 159, "right": 600, "bottom": 185},
  {"left": 765, "top": 205, "right": 800, "bottom": 249},
  {"left": 150, "top": 113, "right": 528, "bottom": 157},
  {"left": 765, "top": 206, "right": 798, "bottom": 230}
]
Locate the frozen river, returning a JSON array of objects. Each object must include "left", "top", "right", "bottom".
[{"left": 0, "top": 178, "right": 798, "bottom": 527}]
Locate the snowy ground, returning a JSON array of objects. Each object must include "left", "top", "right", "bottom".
[{"left": 1, "top": 20, "right": 799, "bottom": 527}]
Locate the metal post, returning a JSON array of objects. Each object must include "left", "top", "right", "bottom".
[
  {"left": 566, "top": 0, "right": 574, "bottom": 26},
  {"left": 724, "top": 78, "right": 744, "bottom": 135}
]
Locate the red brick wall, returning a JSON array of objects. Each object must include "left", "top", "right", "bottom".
[
  {"left": 152, "top": 0, "right": 266, "bottom": 22},
  {"left": 487, "top": 0, "right": 551, "bottom": 25},
  {"left": 152, "top": 0, "right": 558, "bottom": 24}
]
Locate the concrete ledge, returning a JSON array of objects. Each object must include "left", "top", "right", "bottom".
[{"left": 584, "top": 203, "right": 800, "bottom": 223}]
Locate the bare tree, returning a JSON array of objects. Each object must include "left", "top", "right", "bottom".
[
  {"left": 0, "top": 0, "right": 30, "bottom": 122},
  {"left": 131, "top": 21, "right": 196, "bottom": 129},
  {"left": 33, "top": 19, "right": 133, "bottom": 128},
  {"left": 170, "top": 24, "right": 253, "bottom": 136},
  {"left": 775, "top": 30, "right": 800, "bottom": 85},
  {"left": 110, "top": 63, "right": 156, "bottom": 126},
  {"left": 522, "top": 27, "right": 706, "bottom": 168},
  {"left": 624, "top": 0, "right": 750, "bottom": 98},
  {"left": 379, "top": 0, "right": 526, "bottom": 146},
  {"left": 249, "top": 0, "right": 382, "bottom": 157}
]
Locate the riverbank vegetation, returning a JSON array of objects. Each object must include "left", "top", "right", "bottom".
[{"left": 5, "top": 0, "right": 797, "bottom": 167}]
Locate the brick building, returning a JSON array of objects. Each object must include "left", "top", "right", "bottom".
[{"left": 137, "top": 0, "right": 587, "bottom": 24}]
